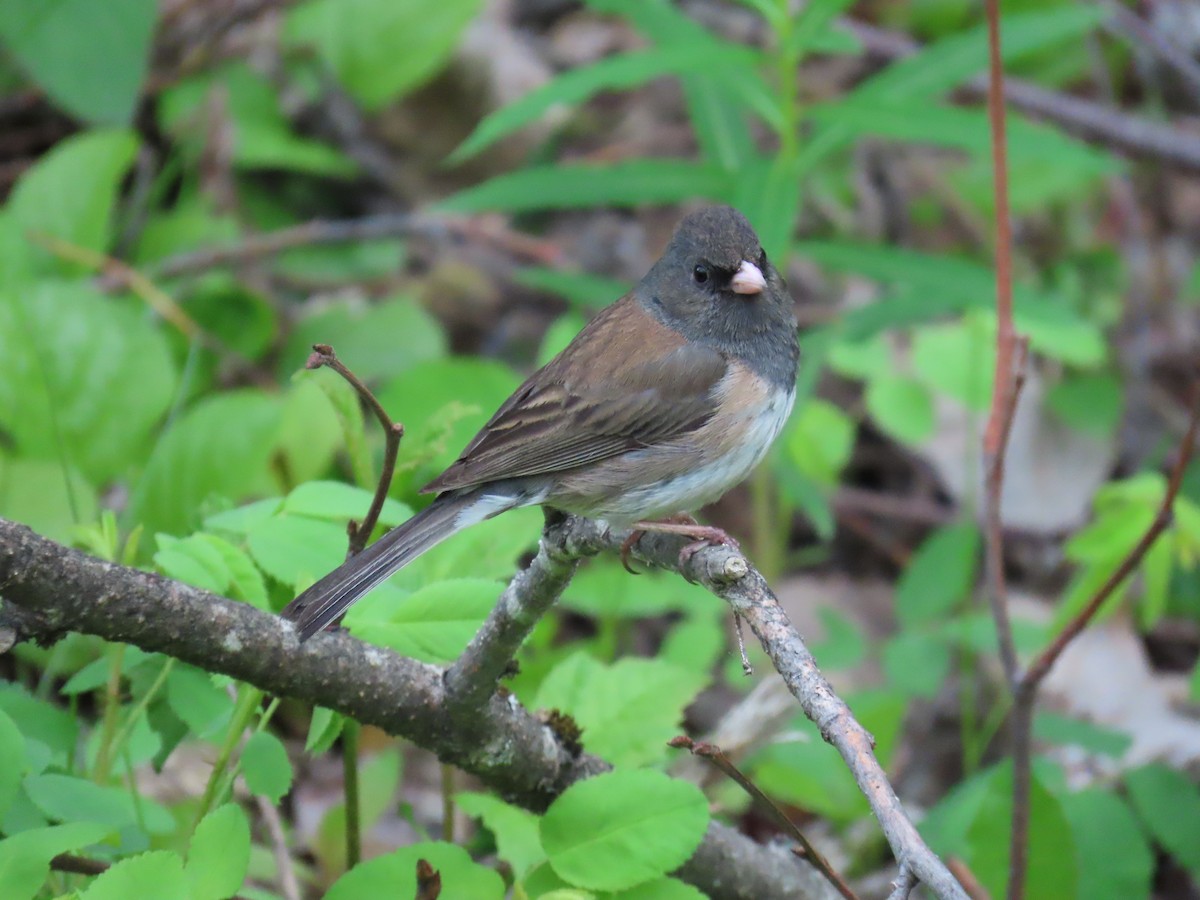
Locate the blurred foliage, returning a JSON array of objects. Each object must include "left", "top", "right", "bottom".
[{"left": 0, "top": 0, "right": 1197, "bottom": 898}]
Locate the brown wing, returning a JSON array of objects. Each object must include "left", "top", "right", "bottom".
[{"left": 422, "top": 297, "right": 728, "bottom": 493}]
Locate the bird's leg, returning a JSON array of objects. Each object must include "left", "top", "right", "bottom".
[{"left": 625, "top": 514, "right": 740, "bottom": 577}]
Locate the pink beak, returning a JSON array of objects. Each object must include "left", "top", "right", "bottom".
[{"left": 730, "top": 260, "right": 766, "bottom": 295}]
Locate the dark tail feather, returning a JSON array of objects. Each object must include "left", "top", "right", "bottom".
[{"left": 282, "top": 492, "right": 477, "bottom": 641}]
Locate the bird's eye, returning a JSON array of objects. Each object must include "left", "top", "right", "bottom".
[{"left": 693, "top": 264, "right": 709, "bottom": 284}]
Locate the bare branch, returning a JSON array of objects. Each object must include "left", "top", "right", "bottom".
[{"left": 0, "top": 516, "right": 834, "bottom": 900}]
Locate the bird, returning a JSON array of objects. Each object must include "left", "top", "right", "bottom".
[{"left": 283, "top": 205, "right": 800, "bottom": 641}]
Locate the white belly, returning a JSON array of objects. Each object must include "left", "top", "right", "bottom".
[{"left": 593, "top": 385, "right": 796, "bottom": 524}]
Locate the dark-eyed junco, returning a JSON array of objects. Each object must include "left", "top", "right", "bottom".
[{"left": 284, "top": 206, "right": 800, "bottom": 641}]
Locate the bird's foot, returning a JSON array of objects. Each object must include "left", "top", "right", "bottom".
[{"left": 626, "top": 516, "right": 739, "bottom": 581}]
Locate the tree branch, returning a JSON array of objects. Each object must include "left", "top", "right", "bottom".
[{"left": 0, "top": 516, "right": 836, "bottom": 900}]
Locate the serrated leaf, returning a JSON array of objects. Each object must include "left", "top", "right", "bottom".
[
  {"left": 239, "top": 731, "right": 292, "bottom": 802},
  {"left": 540, "top": 770, "right": 708, "bottom": 892},
  {"left": 534, "top": 654, "right": 707, "bottom": 768},
  {"left": 79, "top": 850, "right": 186, "bottom": 900},
  {"left": 324, "top": 841, "right": 503, "bottom": 899},
  {"left": 246, "top": 514, "right": 347, "bottom": 589},
  {"left": 439, "top": 161, "right": 734, "bottom": 214},
  {"left": 186, "top": 804, "right": 250, "bottom": 900},
  {"left": 348, "top": 578, "right": 500, "bottom": 664},
  {"left": 0, "top": 0, "right": 156, "bottom": 125},
  {"left": 456, "top": 792, "right": 544, "bottom": 877},
  {"left": 282, "top": 481, "right": 411, "bottom": 528},
  {"left": 305, "top": 707, "right": 345, "bottom": 755},
  {"left": 166, "top": 665, "right": 232, "bottom": 738},
  {"left": 0, "top": 823, "right": 114, "bottom": 900}
]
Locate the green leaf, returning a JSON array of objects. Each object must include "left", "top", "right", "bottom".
[
  {"left": 0, "top": 0, "right": 156, "bottom": 124},
  {"left": 186, "top": 804, "right": 250, "bottom": 900},
  {"left": 962, "top": 763, "right": 1078, "bottom": 899},
  {"left": 348, "top": 578, "right": 500, "bottom": 664},
  {"left": 0, "top": 823, "right": 113, "bottom": 900},
  {"left": 783, "top": 398, "right": 855, "bottom": 486},
  {"left": 240, "top": 732, "right": 292, "bottom": 803},
  {"left": 882, "top": 631, "right": 950, "bottom": 698},
  {"left": 128, "top": 390, "right": 282, "bottom": 537},
  {"left": 0, "top": 456, "right": 97, "bottom": 544},
  {"left": 1125, "top": 763, "right": 1200, "bottom": 877},
  {"left": 166, "top": 665, "right": 233, "bottom": 738},
  {"left": 376, "top": 357, "right": 520, "bottom": 493},
  {"left": 0, "top": 708, "right": 27, "bottom": 819},
  {"left": 912, "top": 317, "right": 995, "bottom": 411},
  {"left": 23, "top": 774, "right": 174, "bottom": 834},
  {"left": 282, "top": 481, "right": 411, "bottom": 528},
  {"left": 277, "top": 378, "right": 344, "bottom": 487},
  {"left": 827, "top": 332, "right": 891, "bottom": 380},
  {"left": 305, "top": 707, "right": 345, "bottom": 755},
  {"left": 541, "top": 770, "right": 708, "bottom": 891},
  {"left": 0, "top": 283, "right": 177, "bottom": 484},
  {"left": 1060, "top": 789, "right": 1154, "bottom": 900},
  {"left": 7, "top": 129, "right": 139, "bottom": 272},
  {"left": 158, "top": 63, "right": 355, "bottom": 177},
  {"left": 454, "top": 45, "right": 760, "bottom": 162},
  {"left": 285, "top": 0, "right": 485, "bottom": 110},
  {"left": 561, "top": 561, "right": 699, "bottom": 619},
  {"left": 896, "top": 524, "right": 981, "bottom": 627},
  {"left": 439, "top": 161, "right": 734, "bottom": 214},
  {"left": 513, "top": 267, "right": 630, "bottom": 311},
  {"left": 79, "top": 850, "right": 187, "bottom": 900},
  {"left": 1032, "top": 712, "right": 1131, "bottom": 759},
  {"left": 534, "top": 654, "right": 707, "bottom": 768},
  {"left": 1045, "top": 373, "right": 1123, "bottom": 437},
  {"left": 810, "top": 607, "right": 867, "bottom": 670},
  {"left": 324, "top": 841, "right": 504, "bottom": 899},
  {"left": 456, "top": 792, "right": 544, "bottom": 877},
  {"left": 865, "top": 376, "right": 935, "bottom": 444},
  {"left": 803, "top": 241, "right": 1106, "bottom": 366},
  {"left": 0, "top": 686, "right": 78, "bottom": 770},
  {"left": 852, "top": 6, "right": 1106, "bottom": 100},
  {"left": 155, "top": 533, "right": 232, "bottom": 594},
  {"left": 279, "top": 296, "right": 446, "bottom": 382},
  {"left": 613, "top": 878, "right": 708, "bottom": 900}
]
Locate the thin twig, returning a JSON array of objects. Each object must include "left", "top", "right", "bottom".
[
  {"left": 306, "top": 344, "right": 404, "bottom": 555},
  {"left": 1103, "top": 2, "right": 1200, "bottom": 97},
  {"left": 980, "top": 0, "right": 1024, "bottom": 696},
  {"left": 0, "top": 513, "right": 964, "bottom": 899},
  {"left": 50, "top": 852, "right": 251, "bottom": 898},
  {"left": 255, "top": 794, "right": 302, "bottom": 900},
  {"left": 886, "top": 864, "right": 917, "bottom": 900},
  {"left": 671, "top": 736, "right": 858, "bottom": 900},
  {"left": 1023, "top": 398, "right": 1200, "bottom": 690},
  {"left": 128, "top": 213, "right": 561, "bottom": 287}
]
